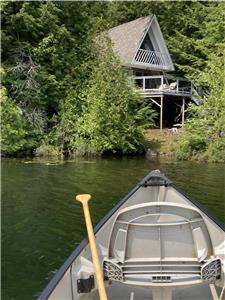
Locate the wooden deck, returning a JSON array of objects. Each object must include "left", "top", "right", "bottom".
[{"left": 134, "top": 75, "right": 193, "bottom": 98}]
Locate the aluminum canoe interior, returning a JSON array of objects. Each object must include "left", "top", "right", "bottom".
[{"left": 38, "top": 170, "right": 225, "bottom": 300}]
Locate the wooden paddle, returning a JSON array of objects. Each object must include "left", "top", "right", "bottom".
[{"left": 76, "top": 194, "right": 108, "bottom": 300}]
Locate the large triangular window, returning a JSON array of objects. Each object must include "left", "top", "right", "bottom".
[{"left": 133, "top": 16, "right": 174, "bottom": 71}]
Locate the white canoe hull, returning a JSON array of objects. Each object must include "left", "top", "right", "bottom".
[{"left": 39, "top": 170, "right": 225, "bottom": 300}]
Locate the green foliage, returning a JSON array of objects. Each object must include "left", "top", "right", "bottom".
[
  {"left": 35, "top": 141, "right": 63, "bottom": 158},
  {"left": 175, "top": 44, "right": 225, "bottom": 162},
  {"left": 171, "top": 2, "right": 225, "bottom": 162},
  {"left": 206, "top": 140, "right": 225, "bottom": 163},
  {"left": 1, "top": 87, "right": 27, "bottom": 153},
  {"left": 2, "top": 1, "right": 224, "bottom": 160},
  {"left": 1, "top": 1, "right": 93, "bottom": 155},
  {"left": 55, "top": 41, "right": 156, "bottom": 155}
]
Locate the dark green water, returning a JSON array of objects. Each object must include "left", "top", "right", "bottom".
[{"left": 2, "top": 157, "right": 225, "bottom": 300}]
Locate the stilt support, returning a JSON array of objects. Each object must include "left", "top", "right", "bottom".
[
  {"left": 160, "top": 96, "right": 163, "bottom": 131},
  {"left": 182, "top": 98, "right": 185, "bottom": 127}
]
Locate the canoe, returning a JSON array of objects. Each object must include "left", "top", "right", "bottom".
[{"left": 38, "top": 170, "right": 225, "bottom": 300}]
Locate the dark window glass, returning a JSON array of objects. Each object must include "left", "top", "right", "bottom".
[{"left": 140, "top": 34, "right": 154, "bottom": 51}]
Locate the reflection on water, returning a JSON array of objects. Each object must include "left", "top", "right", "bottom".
[{"left": 2, "top": 157, "right": 225, "bottom": 299}]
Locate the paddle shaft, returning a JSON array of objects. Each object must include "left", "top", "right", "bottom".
[{"left": 76, "top": 195, "right": 108, "bottom": 300}]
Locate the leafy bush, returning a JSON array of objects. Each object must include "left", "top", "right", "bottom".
[
  {"left": 35, "top": 142, "right": 63, "bottom": 158},
  {"left": 1, "top": 87, "right": 27, "bottom": 154},
  {"left": 206, "top": 139, "right": 225, "bottom": 163},
  {"left": 174, "top": 133, "right": 207, "bottom": 161},
  {"left": 54, "top": 40, "right": 157, "bottom": 156}
]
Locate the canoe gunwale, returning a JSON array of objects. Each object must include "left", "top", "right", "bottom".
[
  {"left": 38, "top": 183, "right": 141, "bottom": 300},
  {"left": 169, "top": 182, "right": 225, "bottom": 232},
  {"left": 38, "top": 170, "right": 225, "bottom": 300}
]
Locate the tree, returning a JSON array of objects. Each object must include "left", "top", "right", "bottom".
[
  {"left": 1, "top": 1, "right": 95, "bottom": 154},
  {"left": 174, "top": 3, "right": 225, "bottom": 162},
  {"left": 54, "top": 40, "right": 156, "bottom": 155},
  {"left": 1, "top": 85, "right": 27, "bottom": 154},
  {"left": 174, "top": 46, "right": 225, "bottom": 162}
]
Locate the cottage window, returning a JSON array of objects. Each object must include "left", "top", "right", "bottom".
[{"left": 140, "top": 34, "right": 154, "bottom": 51}]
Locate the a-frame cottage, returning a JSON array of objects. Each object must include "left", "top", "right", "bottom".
[{"left": 108, "top": 15, "right": 196, "bottom": 130}]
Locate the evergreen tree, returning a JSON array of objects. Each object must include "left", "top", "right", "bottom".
[
  {"left": 52, "top": 40, "right": 156, "bottom": 155},
  {"left": 1, "top": 1, "right": 95, "bottom": 153},
  {"left": 174, "top": 3, "right": 225, "bottom": 162}
]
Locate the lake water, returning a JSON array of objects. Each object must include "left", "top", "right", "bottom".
[{"left": 2, "top": 157, "right": 225, "bottom": 300}]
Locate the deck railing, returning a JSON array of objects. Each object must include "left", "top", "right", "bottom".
[
  {"left": 134, "top": 75, "right": 193, "bottom": 97},
  {"left": 134, "top": 49, "right": 171, "bottom": 67}
]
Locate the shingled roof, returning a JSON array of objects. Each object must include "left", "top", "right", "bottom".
[
  {"left": 107, "top": 15, "right": 174, "bottom": 71},
  {"left": 108, "top": 16, "right": 152, "bottom": 66}
]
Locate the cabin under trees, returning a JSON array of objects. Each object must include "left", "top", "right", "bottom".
[{"left": 107, "top": 15, "right": 199, "bottom": 130}]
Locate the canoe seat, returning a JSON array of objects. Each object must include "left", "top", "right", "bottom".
[{"left": 103, "top": 202, "right": 221, "bottom": 287}]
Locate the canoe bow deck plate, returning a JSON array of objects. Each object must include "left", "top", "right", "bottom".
[{"left": 38, "top": 170, "right": 225, "bottom": 300}]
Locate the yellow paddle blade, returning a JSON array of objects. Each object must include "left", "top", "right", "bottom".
[{"left": 76, "top": 194, "right": 91, "bottom": 204}]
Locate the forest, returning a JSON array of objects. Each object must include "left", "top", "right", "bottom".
[{"left": 1, "top": 1, "right": 225, "bottom": 162}]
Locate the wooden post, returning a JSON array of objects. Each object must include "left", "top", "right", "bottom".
[
  {"left": 182, "top": 98, "right": 185, "bottom": 126},
  {"left": 160, "top": 96, "right": 163, "bottom": 131}
]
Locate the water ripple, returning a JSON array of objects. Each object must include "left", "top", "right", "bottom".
[{"left": 2, "top": 158, "right": 225, "bottom": 299}]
